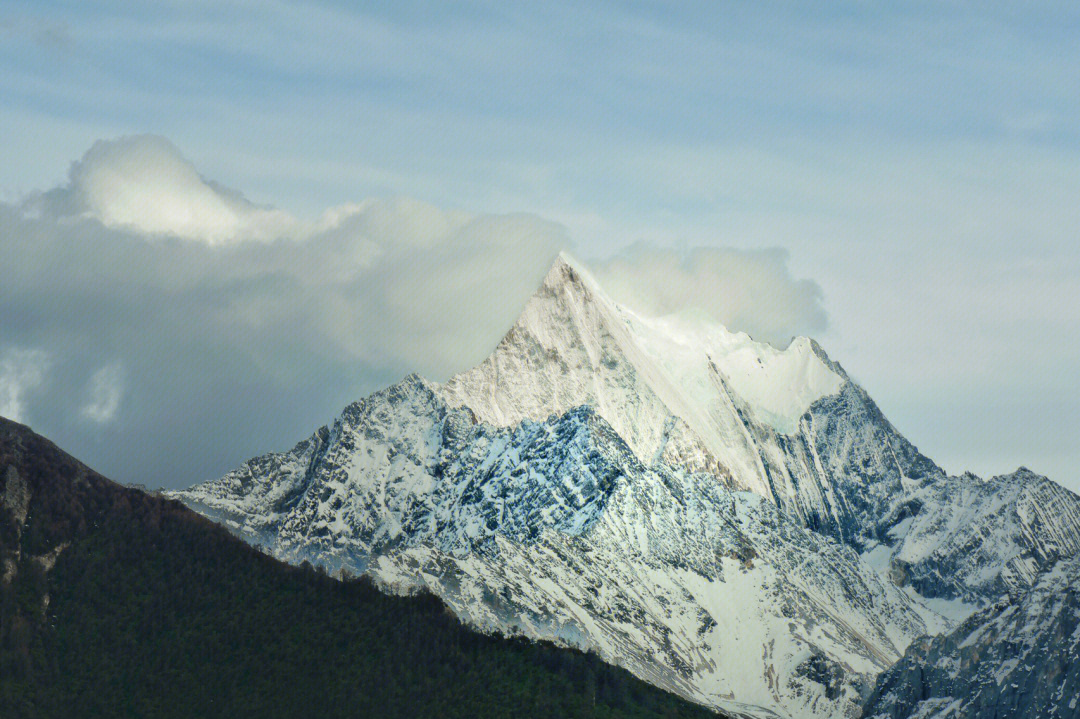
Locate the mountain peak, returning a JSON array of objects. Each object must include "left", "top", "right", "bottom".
[
  {"left": 551, "top": 249, "right": 585, "bottom": 274},
  {"left": 440, "top": 251, "right": 849, "bottom": 506},
  {"left": 537, "top": 251, "right": 607, "bottom": 302}
]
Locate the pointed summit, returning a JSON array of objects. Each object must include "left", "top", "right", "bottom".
[
  {"left": 545, "top": 250, "right": 588, "bottom": 278},
  {"left": 535, "top": 251, "right": 610, "bottom": 306},
  {"left": 542, "top": 250, "right": 579, "bottom": 284},
  {"left": 440, "top": 251, "right": 848, "bottom": 504}
]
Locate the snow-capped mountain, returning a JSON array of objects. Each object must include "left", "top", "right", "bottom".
[
  {"left": 176, "top": 375, "right": 930, "bottom": 718},
  {"left": 862, "top": 550, "right": 1080, "bottom": 719},
  {"left": 449, "top": 255, "right": 1080, "bottom": 604},
  {"left": 171, "top": 253, "right": 1080, "bottom": 718},
  {"left": 441, "top": 257, "right": 1080, "bottom": 591},
  {"left": 441, "top": 253, "right": 845, "bottom": 503}
]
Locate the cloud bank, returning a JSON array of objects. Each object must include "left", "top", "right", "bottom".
[
  {"left": 590, "top": 245, "right": 827, "bottom": 347},
  {"left": 1, "top": 136, "right": 826, "bottom": 489}
]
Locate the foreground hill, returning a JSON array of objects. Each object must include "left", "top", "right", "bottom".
[{"left": 0, "top": 416, "right": 720, "bottom": 719}]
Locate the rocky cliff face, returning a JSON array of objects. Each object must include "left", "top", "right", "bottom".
[
  {"left": 171, "top": 254, "right": 1080, "bottom": 718},
  {"left": 862, "top": 551, "right": 1080, "bottom": 719}
]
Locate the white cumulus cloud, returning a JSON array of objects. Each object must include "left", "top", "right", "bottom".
[{"left": 26, "top": 135, "right": 300, "bottom": 245}]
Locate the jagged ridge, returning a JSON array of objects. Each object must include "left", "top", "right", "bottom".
[{"left": 862, "top": 551, "right": 1080, "bottom": 719}]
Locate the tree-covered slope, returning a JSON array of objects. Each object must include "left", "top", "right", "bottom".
[{"left": 0, "top": 416, "right": 720, "bottom": 719}]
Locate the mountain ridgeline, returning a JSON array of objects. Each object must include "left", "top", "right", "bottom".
[
  {"left": 172, "top": 254, "right": 1080, "bottom": 719},
  {"left": 0, "top": 416, "right": 721, "bottom": 719}
]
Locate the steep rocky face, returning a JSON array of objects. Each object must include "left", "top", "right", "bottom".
[
  {"left": 785, "top": 384, "right": 1080, "bottom": 603},
  {"left": 441, "top": 254, "right": 846, "bottom": 501},
  {"left": 184, "top": 376, "right": 626, "bottom": 563},
  {"left": 862, "top": 551, "right": 1080, "bottom": 719},
  {"left": 438, "top": 257, "right": 898, "bottom": 541},
  {"left": 867, "top": 467, "right": 1080, "bottom": 603},
  {"left": 173, "top": 253, "right": 1080, "bottom": 718},
  {"left": 175, "top": 375, "right": 931, "bottom": 719}
]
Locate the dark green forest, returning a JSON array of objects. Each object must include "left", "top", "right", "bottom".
[{"left": 0, "top": 417, "right": 719, "bottom": 719}]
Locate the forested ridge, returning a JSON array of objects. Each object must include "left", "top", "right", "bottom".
[{"left": 0, "top": 417, "right": 720, "bottom": 719}]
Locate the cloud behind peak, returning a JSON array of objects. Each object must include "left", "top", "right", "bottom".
[
  {"left": 590, "top": 244, "right": 827, "bottom": 348},
  {"left": 1, "top": 135, "right": 830, "bottom": 489},
  {"left": 26, "top": 134, "right": 298, "bottom": 244}
]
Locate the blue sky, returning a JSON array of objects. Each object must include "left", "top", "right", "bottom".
[
  {"left": 1, "top": 1, "right": 1078, "bottom": 489},
  {"left": 5, "top": 2, "right": 1078, "bottom": 210}
]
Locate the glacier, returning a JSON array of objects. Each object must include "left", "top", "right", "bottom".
[{"left": 170, "top": 253, "right": 1080, "bottom": 718}]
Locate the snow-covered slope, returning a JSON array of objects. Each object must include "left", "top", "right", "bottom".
[
  {"left": 862, "top": 467, "right": 1080, "bottom": 603},
  {"left": 862, "top": 551, "right": 1080, "bottom": 719},
  {"left": 171, "top": 253, "right": 1080, "bottom": 718}
]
